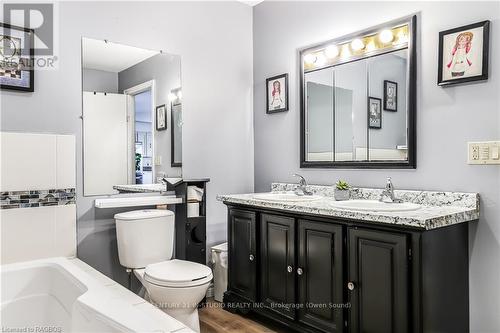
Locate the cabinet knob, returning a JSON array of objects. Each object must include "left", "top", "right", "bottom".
[
  {"left": 297, "top": 267, "right": 303, "bottom": 276},
  {"left": 287, "top": 265, "right": 293, "bottom": 273},
  {"left": 347, "top": 282, "right": 355, "bottom": 291},
  {"left": 249, "top": 254, "right": 255, "bottom": 261}
]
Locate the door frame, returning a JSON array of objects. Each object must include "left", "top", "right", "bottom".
[{"left": 124, "top": 80, "right": 156, "bottom": 184}]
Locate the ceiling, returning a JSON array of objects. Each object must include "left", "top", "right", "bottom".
[{"left": 82, "top": 37, "right": 160, "bottom": 73}]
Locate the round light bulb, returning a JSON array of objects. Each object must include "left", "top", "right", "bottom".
[
  {"left": 379, "top": 29, "right": 394, "bottom": 44},
  {"left": 351, "top": 39, "right": 365, "bottom": 51},
  {"left": 324, "top": 45, "right": 339, "bottom": 58},
  {"left": 304, "top": 53, "right": 316, "bottom": 65}
]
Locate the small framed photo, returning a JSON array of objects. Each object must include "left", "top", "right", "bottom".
[
  {"left": 0, "top": 23, "right": 35, "bottom": 92},
  {"left": 438, "top": 21, "right": 490, "bottom": 86},
  {"left": 156, "top": 105, "right": 167, "bottom": 131},
  {"left": 266, "top": 73, "right": 288, "bottom": 114},
  {"left": 368, "top": 97, "right": 382, "bottom": 129},
  {"left": 383, "top": 80, "right": 397, "bottom": 111}
]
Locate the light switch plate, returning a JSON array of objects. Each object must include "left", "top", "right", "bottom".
[{"left": 468, "top": 141, "right": 500, "bottom": 164}]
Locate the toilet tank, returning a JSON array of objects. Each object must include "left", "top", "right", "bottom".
[{"left": 114, "top": 209, "right": 175, "bottom": 269}]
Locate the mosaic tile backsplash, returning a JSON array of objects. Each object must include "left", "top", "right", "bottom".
[{"left": 0, "top": 188, "right": 76, "bottom": 209}]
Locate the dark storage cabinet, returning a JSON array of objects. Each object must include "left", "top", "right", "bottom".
[
  {"left": 223, "top": 205, "right": 470, "bottom": 333},
  {"left": 297, "top": 219, "right": 344, "bottom": 332},
  {"left": 260, "top": 214, "right": 296, "bottom": 319},
  {"left": 227, "top": 209, "right": 257, "bottom": 302},
  {"left": 348, "top": 228, "right": 409, "bottom": 333}
]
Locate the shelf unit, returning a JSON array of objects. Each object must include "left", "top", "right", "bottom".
[{"left": 167, "top": 178, "right": 210, "bottom": 264}]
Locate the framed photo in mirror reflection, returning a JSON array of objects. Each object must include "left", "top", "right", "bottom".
[
  {"left": 383, "top": 80, "right": 397, "bottom": 111},
  {"left": 156, "top": 104, "right": 167, "bottom": 131},
  {"left": 368, "top": 97, "right": 382, "bottom": 129},
  {"left": 266, "top": 73, "right": 288, "bottom": 114}
]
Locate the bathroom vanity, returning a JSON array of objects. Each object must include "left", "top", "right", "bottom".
[{"left": 218, "top": 183, "right": 479, "bottom": 333}]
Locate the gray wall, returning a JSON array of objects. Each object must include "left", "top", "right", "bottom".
[
  {"left": 253, "top": 1, "right": 500, "bottom": 331},
  {"left": 82, "top": 69, "right": 119, "bottom": 93},
  {"left": 118, "top": 53, "right": 182, "bottom": 178},
  {"left": 1, "top": 1, "right": 254, "bottom": 286}
]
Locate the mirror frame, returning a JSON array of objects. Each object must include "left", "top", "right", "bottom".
[{"left": 299, "top": 15, "right": 417, "bottom": 169}]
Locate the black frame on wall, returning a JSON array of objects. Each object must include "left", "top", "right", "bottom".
[
  {"left": 0, "top": 23, "right": 35, "bottom": 92},
  {"left": 299, "top": 15, "right": 417, "bottom": 169}
]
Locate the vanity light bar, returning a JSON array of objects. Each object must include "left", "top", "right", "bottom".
[{"left": 303, "top": 24, "right": 409, "bottom": 71}]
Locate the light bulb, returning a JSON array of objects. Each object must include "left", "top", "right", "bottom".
[
  {"left": 168, "top": 92, "right": 177, "bottom": 102},
  {"left": 351, "top": 38, "right": 365, "bottom": 51},
  {"left": 304, "top": 53, "right": 316, "bottom": 65},
  {"left": 324, "top": 45, "right": 339, "bottom": 58},
  {"left": 176, "top": 91, "right": 182, "bottom": 100},
  {"left": 379, "top": 29, "right": 394, "bottom": 44}
]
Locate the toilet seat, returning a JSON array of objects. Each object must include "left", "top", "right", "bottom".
[{"left": 144, "top": 259, "right": 213, "bottom": 288}]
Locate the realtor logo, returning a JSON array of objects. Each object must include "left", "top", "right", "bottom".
[{"left": 3, "top": 3, "right": 54, "bottom": 55}]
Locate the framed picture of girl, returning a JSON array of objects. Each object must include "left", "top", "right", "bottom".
[
  {"left": 266, "top": 73, "right": 288, "bottom": 114},
  {"left": 438, "top": 21, "right": 490, "bottom": 86},
  {"left": 156, "top": 104, "right": 167, "bottom": 131}
]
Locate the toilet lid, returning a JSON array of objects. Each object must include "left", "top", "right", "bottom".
[{"left": 144, "top": 259, "right": 213, "bottom": 287}]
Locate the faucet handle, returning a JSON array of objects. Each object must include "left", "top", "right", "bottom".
[{"left": 292, "top": 173, "right": 306, "bottom": 184}]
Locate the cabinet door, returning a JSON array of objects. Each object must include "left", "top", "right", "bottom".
[
  {"left": 260, "top": 214, "right": 296, "bottom": 320},
  {"left": 348, "top": 228, "right": 409, "bottom": 333},
  {"left": 228, "top": 209, "right": 257, "bottom": 301},
  {"left": 297, "top": 219, "right": 344, "bottom": 333}
]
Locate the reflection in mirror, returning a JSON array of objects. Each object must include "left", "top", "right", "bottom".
[
  {"left": 81, "top": 38, "right": 182, "bottom": 196},
  {"left": 368, "top": 49, "right": 407, "bottom": 161},
  {"left": 170, "top": 88, "right": 182, "bottom": 167},
  {"left": 300, "top": 15, "right": 416, "bottom": 168}
]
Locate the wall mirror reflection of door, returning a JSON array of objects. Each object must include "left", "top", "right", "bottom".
[{"left": 81, "top": 37, "right": 182, "bottom": 196}]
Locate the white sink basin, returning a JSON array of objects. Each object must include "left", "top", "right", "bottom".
[
  {"left": 253, "top": 192, "right": 322, "bottom": 202},
  {"left": 331, "top": 199, "right": 421, "bottom": 212}
]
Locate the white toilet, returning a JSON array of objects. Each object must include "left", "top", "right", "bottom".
[{"left": 114, "top": 209, "right": 212, "bottom": 332}]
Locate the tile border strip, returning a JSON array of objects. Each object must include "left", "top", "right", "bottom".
[{"left": 0, "top": 188, "right": 76, "bottom": 209}]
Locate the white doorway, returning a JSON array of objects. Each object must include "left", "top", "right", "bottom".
[{"left": 124, "top": 80, "right": 156, "bottom": 184}]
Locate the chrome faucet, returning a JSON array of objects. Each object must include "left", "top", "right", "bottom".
[
  {"left": 292, "top": 174, "right": 313, "bottom": 196},
  {"left": 379, "top": 177, "right": 402, "bottom": 203}
]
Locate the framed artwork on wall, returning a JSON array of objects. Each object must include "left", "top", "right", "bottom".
[
  {"left": 156, "top": 104, "right": 167, "bottom": 131},
  {"left": 438, "top": 20, "right": 490, "bottom": 86},
  {"left": 383, "top": 80, "right": 397, "bottom": 111},
  {"left": 0, "top": 23, "right": 35, "bottom": 92},
  {"left": 266, "top": 73, "right": 288, "bottom": 114},
  {"left": 368, "top": 97, "right": 382, "bottom": 129}
]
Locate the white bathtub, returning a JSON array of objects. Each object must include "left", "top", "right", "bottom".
[{"left": 1, "top": 257, "right": 193, "bottom": 333}]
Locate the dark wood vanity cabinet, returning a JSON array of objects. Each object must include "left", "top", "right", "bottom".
[
  {"left": 224, "top": 206, "right": 470, "bottom": 333},
  {"left": 348, "top": 228, "right": 409, "bottom": 333},
  {"left": 227, "top": 209, "right": 257, "bottom": 302},
  {"left": 260, "top": 214, "right": 296, "bottom": 319},
  {"left": 297, "top": 219, "right": 344, "bottom": 332}
]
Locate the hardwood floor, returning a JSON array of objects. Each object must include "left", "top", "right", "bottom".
[{"left": 199, "top": 300, "right": 288, "bottom": 333}]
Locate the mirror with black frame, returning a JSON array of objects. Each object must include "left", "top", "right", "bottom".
[{"left": 300, "top": 15, "right": 416, "bottom": 168}]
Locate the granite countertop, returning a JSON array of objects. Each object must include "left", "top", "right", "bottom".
[
  {"left": 113, "top": 184, "right": 167, "bottom": 193},
  {"left": 217, "top": 183, "right": 480, "bottom": 230}
]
